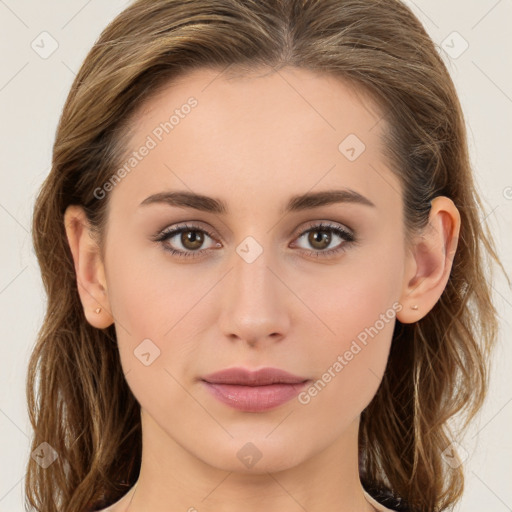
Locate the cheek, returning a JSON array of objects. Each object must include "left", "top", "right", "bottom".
[
  {"left": 103, "top": 246, "right": 193, "bottom": 413},
  {"left": 299, "top": 237, "right": 403, "bottom": 344},
  {"left": 102, "top": 234, "right": 170, "bottom": 374},
  {"left": 294, "top": 287, "right": 399, "bottom": 434},
  {"left": 104, "top": 256, "right": 159, "bottom": 336},
  {"left": 295, "top": 242, "right": 404, "bottom": 413},
  {"left": 295, "top": 318, "right": 394, "bottom": 442},
  {"left": 104, "top": 231, "right": 193, "bottom": 336},
  {"left": 103, "top": 235, "right": 215, "bottom": 383}
]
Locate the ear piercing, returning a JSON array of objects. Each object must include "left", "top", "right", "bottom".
[
  {"left": 94, "top": 307, "right": 102, "bottom": 314},
  {"left": 410, "top": 304, "right": 418, "bottom": 310}
]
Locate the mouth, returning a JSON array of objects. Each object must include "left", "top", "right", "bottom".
[{"left": 201, "top": 367, "right": 311, "bottom": 412}]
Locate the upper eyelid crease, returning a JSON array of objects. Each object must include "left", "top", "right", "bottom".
[{"left": 139, "top": 189, "right": 376, "bottom": 215}]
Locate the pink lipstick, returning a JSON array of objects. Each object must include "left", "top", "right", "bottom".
[{"left": 201, "top": 367, "right": 310, "bottom": 412}]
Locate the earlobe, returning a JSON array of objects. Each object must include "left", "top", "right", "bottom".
[
  {"left": 63, "top": 205, "right": 114, "bottom": 329},
  {"left": 396, "top": 196, "right": 460, "bottom": 324}
]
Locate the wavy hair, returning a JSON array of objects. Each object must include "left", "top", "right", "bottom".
[{"left": 26, "top": 1, "right": 507, "bottom": 511}]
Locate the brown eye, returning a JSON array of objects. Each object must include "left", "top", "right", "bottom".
[
  {"left": 154, "top": 221, "right": 355, "bottom": 260},
  {"left": 154, "top": 223, "right": 219, "bottom": 258},
  {"left": 180, "top": 230, "right": 205, "bottom": 250},
  {"left": 307, "top": 230, "right": 332, "bottom": 250},
  {"left": 292, "top": 222, "right": 356, "bottom": 259}
]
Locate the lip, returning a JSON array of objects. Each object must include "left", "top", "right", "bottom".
[{"left": 201, "top": 367, "right": 310, "bottom": 412}]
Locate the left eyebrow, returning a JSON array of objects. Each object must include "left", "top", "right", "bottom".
[
  {"left": 285, "top": 189, "right": 376, "bottom": 213},
  {"left": 138, "top": 188, "right": 376, "bottom": 215}
]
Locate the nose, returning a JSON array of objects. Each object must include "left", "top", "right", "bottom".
[{"left": 218, "top": 242, "right": 291, "bottom": 348}]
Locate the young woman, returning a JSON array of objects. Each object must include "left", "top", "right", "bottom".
[{"left": 26, "top": 1, "right": 505, "bottom": 511}]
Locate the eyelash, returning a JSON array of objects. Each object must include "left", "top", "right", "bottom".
[{"left": 152, "top": 222, "right": 356, "bottom": 260}]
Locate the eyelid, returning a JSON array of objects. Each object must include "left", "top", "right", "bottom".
[
  {"left": 153, "top": 220, "right": 353, "bottom": 243},
  {"left": 152, "top": 219, "right": 356, "bottom": 259},
  {"left": 291, "top": 220, "right": 354, "bottom": 239},
  {"left": 151, "top": 220, "right": 217, "bottom": 241}
]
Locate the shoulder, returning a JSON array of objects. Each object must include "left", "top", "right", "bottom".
[
  {"left": 88, "top": 488, "right": 136, "bottom": 512},
  {"left": 363, "top": 489, "right": 410, "bottom": 512}
]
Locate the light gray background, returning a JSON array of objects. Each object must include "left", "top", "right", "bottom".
[{"left": 1, "top": 1, "right": 511, "bottom": 511}]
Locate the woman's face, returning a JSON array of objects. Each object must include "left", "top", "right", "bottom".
[{"left": 100, "top": 66, "right": 412, "bottom": 473}]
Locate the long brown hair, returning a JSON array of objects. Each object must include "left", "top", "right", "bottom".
[{"left": 27, "top": 1, "right": 508, "bottom": 511}]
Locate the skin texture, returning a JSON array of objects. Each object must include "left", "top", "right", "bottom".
[{"left": 64, "top": 67, "right": 460, "bottom": 512}]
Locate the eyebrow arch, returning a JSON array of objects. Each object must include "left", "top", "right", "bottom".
[{"left": 139, "top": 188, "right": 376, "bottom": 214}]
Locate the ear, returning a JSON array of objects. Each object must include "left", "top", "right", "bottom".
[
  {"left": 63, "top": 205, "right": 114, "bottom": 329},
  {"left": 396, "top": 196, "right": 461, "bottom": 324}
]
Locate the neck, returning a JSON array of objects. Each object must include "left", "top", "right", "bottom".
[{"left": 122, "top": 410, "right": 376, "bottom": 512}]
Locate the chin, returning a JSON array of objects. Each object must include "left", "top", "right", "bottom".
[{"left": 198, "top": 434, "right": 310, "bottom": 474}]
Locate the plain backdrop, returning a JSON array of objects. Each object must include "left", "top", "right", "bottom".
[{"left": 0, "top": 1, "right": 511, "bottom": 511}]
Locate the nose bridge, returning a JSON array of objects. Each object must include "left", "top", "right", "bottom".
[
  {"left": 218, "top": 234, "right": 290, "bottom": 343},
  {"left": 232, "top": 235, "right": 279, "bottom": 311}
]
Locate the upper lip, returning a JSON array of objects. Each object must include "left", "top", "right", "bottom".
[{"left": 201, "top": 367, "right": 309, "bottom": 386}]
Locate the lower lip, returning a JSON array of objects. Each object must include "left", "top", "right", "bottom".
[{"left": 202, "top": 381, "right": 309, "bottom": 412}]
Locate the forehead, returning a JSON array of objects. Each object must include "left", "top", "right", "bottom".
[
  {"left": 111, "top": 66, "right": 399, "bottom": 214},
  {"left": 129, "top": 66, "right": 384, "bottom": 146}
]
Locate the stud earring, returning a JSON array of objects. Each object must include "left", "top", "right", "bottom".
[
  {"left": 410, "top": 304, "right": 419, "bottom": 310},
  {"left": 94, "top": 307, "right": 102, "bottom": 314}
]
